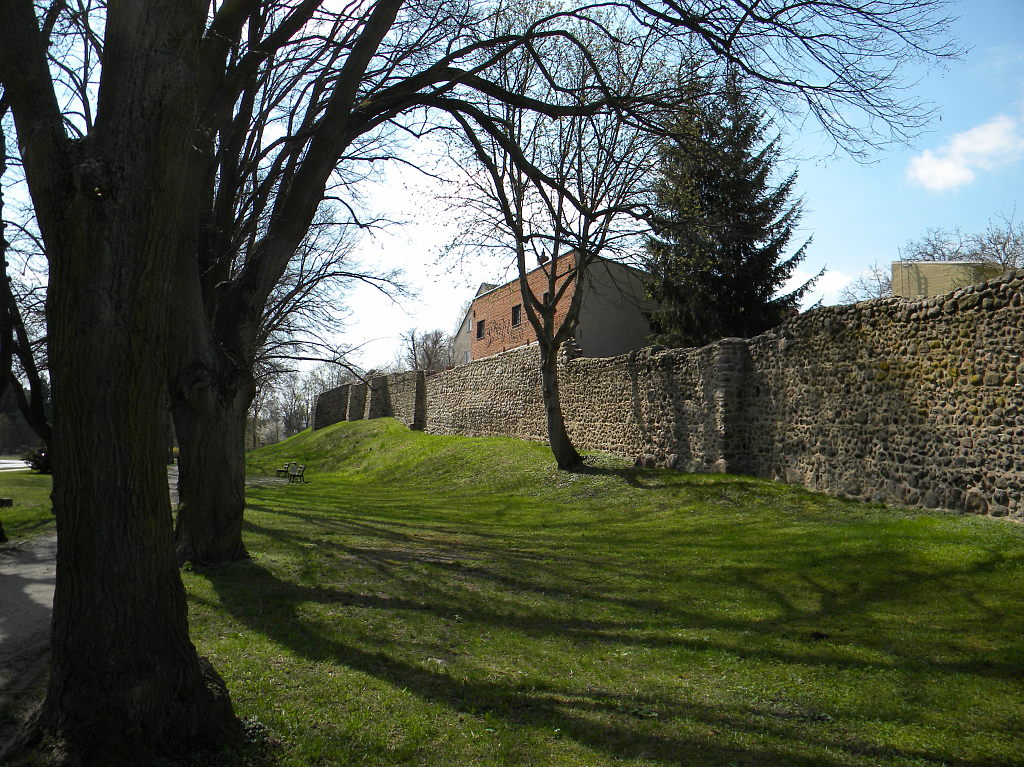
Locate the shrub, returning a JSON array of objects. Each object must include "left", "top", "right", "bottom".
[{"left": 22, "top": 448, "right": 52, "bottom": 474}]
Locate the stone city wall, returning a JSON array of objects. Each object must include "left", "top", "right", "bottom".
[
  {"left": 424, "top": 344, "right": 546, "bottom": 441},
  {"left": 311, "top": 384, "right": 350, "bottom": 430},
  {"left": 311, "top": 373, "right": 425, "bottom": 431},
  {"left": 347, "top": 383, "right": 368, "bottom": 421},
  {"left": 316, "top": 271, "right": 1024, "bottom": 521},
  {"left": 367, "top": 376, "right": 391, "bottom": 420},
  {"left": 737, "top": 274, "right": 1024, "bottom": 518},
  {"left": 390, "top": 371, "right": 426, "bottom": 430}
]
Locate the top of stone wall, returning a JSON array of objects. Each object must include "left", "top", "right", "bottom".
[
  {"left": 748, "top": 269, "right": 1024, "bottom": 344},
  {"left": 328, "top": 270, "right": 1024, "bottom": 404}
]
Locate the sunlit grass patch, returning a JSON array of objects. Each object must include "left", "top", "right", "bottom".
[{"left": 0, "top": 470, "right": 53, "bottom": 541}]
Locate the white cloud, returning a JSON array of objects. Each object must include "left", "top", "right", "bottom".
[{"left": 906, "top": 114, "right": 1024, "bottom": 191}]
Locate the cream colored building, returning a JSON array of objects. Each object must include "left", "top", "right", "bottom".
[{"left": 891, "top": 261, "right": 1002, "bottom": 298}]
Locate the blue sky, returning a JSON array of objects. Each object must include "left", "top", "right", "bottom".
[
  {"left": 346, "top": 0, "right": 1024, "bottom": 369},
  {"left": 789, "top": 0, "right": 1024, "bottom": 302}
]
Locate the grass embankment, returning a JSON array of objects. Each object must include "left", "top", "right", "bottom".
[
  {"left": 0, "top": 470, "right": 53, "bottom": 541},
  {"left": 182, "top": 419, "right": 1024, "bottom": 766}
]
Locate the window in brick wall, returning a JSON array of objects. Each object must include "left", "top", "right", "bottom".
[
  {"left": 511, "top": 304, "right": 522, "bottom": 326},
  {"left": 476, "top": 319, "right": 485, "bottom": 339}
]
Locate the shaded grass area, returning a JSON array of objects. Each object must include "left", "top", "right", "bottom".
[
  {"left": 0, "top": 471, "right": 53, "bottom": 542},
  {"left": 182, "top": 419, "right": 1024, "bottom": 766}
]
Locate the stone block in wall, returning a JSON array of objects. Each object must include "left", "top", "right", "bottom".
[
  {"left": 367, "top": 375, "right": 392, "bottom": 419},
  {"left": 312, "top": 384, "right": 350, "bottom": 430},
  {"left": 347, "top": 383, "right": 368, "bottom": 421}
]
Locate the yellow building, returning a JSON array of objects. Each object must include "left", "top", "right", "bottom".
[{"left": 890, "top": 261, "right": 1003, "bottom": 298}]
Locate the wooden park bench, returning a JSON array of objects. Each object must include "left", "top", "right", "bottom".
[
  {"left": 288, "top": 464, "right": 306, "bottom": 484},
  {"left": 275, "top": 463, "right": 292, "bottom": 478}
]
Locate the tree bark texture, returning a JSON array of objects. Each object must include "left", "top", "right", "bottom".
[
  {"left": 171, "top": 361, "right": 254, "bottom": 566},
  {"left": 168, "top": 224, "right": 259, "bottom": 566},
  {"left": 539, "top": 344, "right": 581, "bottom": 469},
  {"left": 0, "top": 2, "right": 242, "bottom": 763}
]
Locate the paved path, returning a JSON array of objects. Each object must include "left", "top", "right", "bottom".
[
  {"left": 0, "top": 534, "right": 56, "bottom": 704},
  {"left": 0, "top": 468, "right": 285, "bottom": 709},
  {"left": 0, "top": 466, "right": 187, "bottom": 736},
  {"left": 0, "top": 464, "right": 55, "bottom": 712}
]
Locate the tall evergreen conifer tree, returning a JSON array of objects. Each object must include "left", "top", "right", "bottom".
[{"left": 645, "top": 76, "right": 818, "bottom": 347}]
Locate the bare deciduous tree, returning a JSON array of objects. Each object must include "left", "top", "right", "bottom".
[
  {"left": 1, "top": 3, "right": 244, "bottom": 760},
  {"left": 1, "top": 103, "right": 51, "bottom": 450},
  {"left": 838, "top": 260, "right": 895, "bottom": 303},
  {"left": 171, "top": 201, "right": 399, "bottom": 565},
  {"left": 450, "top": 21, "right": 664, "bottom": 467},
  {"left": 397, "top": 328, "right": 454, "bottom": 373},
  {"left": 900, "top": 212, "right": 1024, "bottom": 271}
]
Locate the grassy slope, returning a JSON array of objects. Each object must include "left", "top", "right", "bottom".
[
  {"left": 0, "top": 470, "right": 53, "bottom": 541},
  {"left": 180, "top": 419, "right": 1024, "bottom": 766}
]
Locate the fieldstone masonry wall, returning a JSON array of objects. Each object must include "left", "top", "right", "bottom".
[
  {"left": 737, "top": 274, "right": 1024, "bottom": 518},
  {"left": 389, "top": 371, "right": 426, "bottom": 430},
  {"left": 347, "top": 383, "right": 367, "bottom": 421},
  {"left": 312, "top": 384, "right": 350, "bottom": 430},
  {"left": 425, "top": 345, "right": 546, "bottom": 440},
  {"left": 423, "top": 338, "right": 762, "bottom": 475},
  {"left": 316, "top": 271, "right": 1024, "bottom": 521},
  {"left": 367, "top": 376, "right": 390, "bottom": 420}
]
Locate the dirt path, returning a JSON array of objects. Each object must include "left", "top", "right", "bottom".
[{"left": 0, "top": 535, "right": 56, "bottom": 684}]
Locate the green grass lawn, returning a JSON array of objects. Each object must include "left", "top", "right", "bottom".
[
  {"left": 179, "top": 419, "right": 1024, "bottom": 766},
  {"left": 0, "top": 469, "right": 53, "bottom": 541}
]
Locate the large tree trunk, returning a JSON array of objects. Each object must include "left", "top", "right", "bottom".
[
  {"left": 539, "top": 344, "right": 581, "bottom": 469},
  {"left": 171, "top": 364, "right": 255, "bottom": 566},
  {"left": 15, "top": 334, "right": 241, "bottom": 761},
  {"left": 168, "top": 225, "right": 258, "bottom": 566},
  {"left": 0, "top": 3, "right": 242, "bottom": 763}
]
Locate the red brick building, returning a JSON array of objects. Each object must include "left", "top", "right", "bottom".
[{"left": 452, "top": 255, "right": 652, "bottom": 364}]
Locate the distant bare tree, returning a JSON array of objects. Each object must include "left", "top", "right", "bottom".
[
  {"left": 838, "top": 260, "right": 894, "bottom": 303},
  {"left": 398, "top": 328, "right": 454, "bottom": 373},
  {"left": 897, "top": 212, "right": 1023, "bottom": 288},
  {"left": 277, "top": 373, "right": 313, "bottom": 436},
  {"left": 901, "top": 212, "right": 1024, "bottom": 270},
  {"left": 245, "top": 370, "right": 308, "bottom": 448},
  {"left": 969, "top": 212, "right": 1024, "bottom": 271}
]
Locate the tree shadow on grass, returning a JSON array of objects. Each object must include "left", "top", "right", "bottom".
[
  {"left": 201, "top": 558, "right": 860, "bottom": 767},
  {"left": 566, "top": 459, "right": 683, "bottom": 489},
  {"left": 566, "top": 456, "right": 768, "bottom": 492},
  {"left": 237, "top": 500, "right": 1024, "bottom": 685},
  {"left": 199, "top": 539, "right": 1022, "bottom": 767}
]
